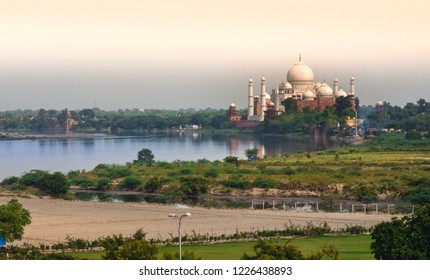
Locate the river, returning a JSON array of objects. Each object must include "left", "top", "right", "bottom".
[{"left": 0, "top": 131, "right": 336, "bottom": 179}]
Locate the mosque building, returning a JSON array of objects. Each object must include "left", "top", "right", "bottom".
[{"left": 227, "top": 56, "right": 356, "bottom": 128}]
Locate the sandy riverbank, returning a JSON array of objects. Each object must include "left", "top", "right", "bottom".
[{"left": 0, "top": 196, "right": 395, "bottom": 245}]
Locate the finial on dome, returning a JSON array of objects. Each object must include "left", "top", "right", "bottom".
[{"left": 299, "top": 53, "right": 302, "bottom": 61}]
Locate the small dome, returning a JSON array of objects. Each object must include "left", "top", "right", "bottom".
[
  {"left": 314, "top": 82, "right": 322, "bottom": 89},
  {"left": 334, "top": 88, "right": 347, "bottom": 98},
  {"left": 303, "top": 90, "right": 315, "bottom": 100},
  {"left": 268, "top": 101, "right": 275, "bottom": 107},
  {"left": 376, "top": 101, "right": 383, "bottom": 106},
  {"left": 230, "top": 103, "right": 236, "bottom": 108},
  {"left": 249, "top": 78, "right": 253, "bottom": 83},
  {"left": 317, "top": 82, "right": 333, "bottom": 97},
  {"left": 279, "top": 81, "right": 293, "bottom": 89}
]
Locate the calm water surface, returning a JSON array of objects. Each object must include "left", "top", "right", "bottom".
[{"left": 0, "top": 131, "right": 335, "bottom": 179}]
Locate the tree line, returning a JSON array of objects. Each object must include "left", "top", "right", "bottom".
[
  {"left": 0, "top": 107, "right": 231, "bottom": 131},
  {"left": 363, "top": 98, "right": 430, "bottom": 132}
]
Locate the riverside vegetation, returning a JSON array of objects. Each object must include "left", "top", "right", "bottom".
[{"left": 1, "top": 133, "right": 430, "bottom": 209}]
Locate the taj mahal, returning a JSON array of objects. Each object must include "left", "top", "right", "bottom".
[{"left": 227, "top": 56, "right": 356, "bottom": 128}]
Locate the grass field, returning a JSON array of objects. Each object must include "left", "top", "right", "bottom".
[{"left": 69, "top": 235, "right": 374, "bottom": 260}]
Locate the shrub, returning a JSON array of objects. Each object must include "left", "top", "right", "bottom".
[
  {"left": 97, "top": 178, "right": 112, "bottom": 191},
  {"left": 179, "top": 175, "right": 209, "bottom": 199},
  {"left": 144, "top": 177, "right": 162, "bottom": 193},
  {"left": 253, "top": 178, "right": 279, "bottom": 189},
  {"left": 68, "top": 177, "right": 97, "bottom": 188},
  {"left": 221, "top": 176, "right": 250, "bottom": 189},
  {"left": 19, "top": 170, "right": 49, "bottom": 186},
  {"left": 37, "top": 172, "right": 69, "bottom": 196},
  {"left": 224, "top": 156, "right": 239, "bottom": 165},
  {"left": 120, "top": 176, "right": 143, "bottom": 190},
  {"left": 203, "top": 168, "right": 219, "bottom": 178},
  {"left": 403, "top": 188, "right": 430, "bottom": 205},
  {"left": 356, "top": 186, "right": 378, "bottom": 202},
  {"left": 405, "top": 130, "right": 422, "bottom": 140},
  {"left": 281, "top": 167, "right": 295, "bottom": 175},
  {"left": 2, "top": 176, "right": 19, "bottom": 185},
  {"left": 179, "top": 168, "right": 193, "bottom": 175}
]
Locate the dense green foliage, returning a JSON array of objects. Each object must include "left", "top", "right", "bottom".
[
  {"left": 257, "top": 97, "right": 354, "bottom": 134},
  {"left": 15, "top": 170, "right": 69, "bottom": 196},
  {"left": 99, "top": 230, "right": 159, "bottom": 260},
  {"left": 136, "top": 148, "right": 155, "bottom": 164},
  {"left": 242, "top": 238, "right": 339, "bottom": 260},
  {"left": 0, "top": 199, "right": 31, "bottom": 242},
  {"left": 370, "top": 205, "right": 430, "bottom": 259},
  {"left": 365, "top": 98, "right": 430, "bottom": 132}
]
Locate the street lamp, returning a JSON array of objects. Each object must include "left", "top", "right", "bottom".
[{"left": 168, "top": 212, "right": 191, "bottom": 260}]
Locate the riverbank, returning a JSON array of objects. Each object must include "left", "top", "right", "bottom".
[{"left": 0, "top": 195, "right": 394, "bottom": 246}]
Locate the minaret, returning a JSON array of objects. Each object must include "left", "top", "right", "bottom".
[
  {"left": 350, "top": 76, "right": 355, "bottom": 95},
  {"left": 248, "top": 79, "right": 254, "bottom": 118},
  {"left": 333, "top": 77, "right": 339, "bottom": 95},
  {"left": 260, "top": 76, "right": 266, "bottom": 121},
  {"left": 274, "top": 87, "right": 280, "bottom": 112}
]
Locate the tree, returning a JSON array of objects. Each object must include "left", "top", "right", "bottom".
[
  {"left": 245, "top": 148, "right": 259, "bottom": 160},
  {"left": 136, "top": 148, "right": 155, "bottom": 164},
  {"left": 371, "top": 205, "right": 430, "bottom": 259},
  {"left": 0, "top": 199, "right": 32, "bottom": 242},
  {"left": 99, "top": 230, "right": 158, "bottom": 260}
]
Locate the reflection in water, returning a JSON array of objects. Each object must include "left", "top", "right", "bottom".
[
  {"left": 0, "top": 132, "right": 336, "bottom": 179},
  {"left": 228, "top": 134, "right": 333, "bottom": 159}
]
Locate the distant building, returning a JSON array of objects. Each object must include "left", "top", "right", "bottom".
[{"left": 227, "top": 56, "right": 356, "bottom": 127}]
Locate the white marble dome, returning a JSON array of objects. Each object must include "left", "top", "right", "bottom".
[
  {"left": 303, "top": 90, "right": 315, "bottom": 100},
  {"left": 287, "top": 59, "right": 314, "bottom": 83},
  {"left": 317, "top": 82, "right": 333, "bottom": 97},
  {"left": 334, "top": 88, "right": 347, "bottom": 98},
  {"left": 279, "top": 81, "right": 293, "bottom": 89}
]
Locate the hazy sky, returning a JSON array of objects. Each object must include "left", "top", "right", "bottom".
[{"left": 1, "top": 0, "right": 429, "bottom": 110}]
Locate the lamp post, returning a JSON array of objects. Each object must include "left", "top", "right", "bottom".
[{"left": 169, "top": 212, "right": 191, "bottom": 260}]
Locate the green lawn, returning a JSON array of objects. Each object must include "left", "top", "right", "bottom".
[{"left": 69, "top": 235, "right": 374, "bottom": 260}]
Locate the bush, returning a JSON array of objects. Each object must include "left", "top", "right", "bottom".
[
  {"left": 97, "top": 178, "right": 112, "bottom": 191},
  {"left": 38, "top": 172, "right": 69, "bottom": 196},
  {"left": 405, "top": 130, "right": 422, "bottom": 140},
  {"left": 2, "top": 176, "right": 20, "bottom": 185},
  {"left": 120, "top": 176, "right": 143, "bottom": 190},
  {"left": 19, "top": 170, "right": 49, "bottom": 186},
  {"left": 68, "top": 177, "right": 97, "bottom": 188},
  {"left": 179, "top": 175, "right": 209, "bottom": 199},
  {"left": 224, "top": 156, "right": 239, "bottom": 165},
  {"left": 179, "top": 169, "right": 193, "bottom": 175},
  {"left": 93, "top": 164, "right": 132, "bottom": 179},
  {"left": 356, "top": 186, "right": 378, "bottom": 202},
  {"left": 221, "top": 176, "right": 250, "bottom": 189},
  {"left": 144, "top": 177, "right": 162, "bottom": 193},
  {"left": 281, "top": 167, "right": 295, "bottom": 175},
  {"left": 253, "top": 178, "right": 279, "bottom": 189},
  {"left": 203, "top": 168, "right": 219, "bottom": 178},
  {"left": 403, "top": 188, "right": 430, "bottom": 205}
]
